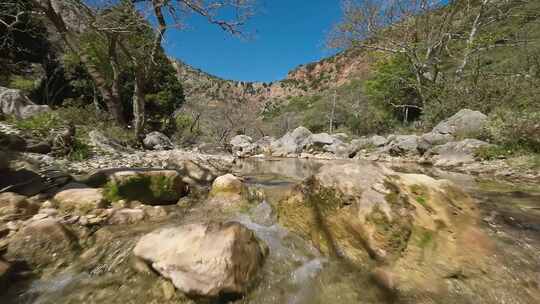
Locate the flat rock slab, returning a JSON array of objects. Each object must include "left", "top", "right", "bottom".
[{"left": 53, "top": 188, "right": 107, "bottom": 214}]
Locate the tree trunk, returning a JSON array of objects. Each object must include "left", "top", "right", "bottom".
[
  {"left": 133, "top": 69, "right": 146, "bottom": 140},
  {"left": 35, "top": 0, "right": 126, "bottom": 126},
  {"left": 456, "top": 0, "right": 490, "bottom": 79}
]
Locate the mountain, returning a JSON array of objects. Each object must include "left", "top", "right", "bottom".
[{"left": 170, "top": 47, "right": 372, "bottom": 107}]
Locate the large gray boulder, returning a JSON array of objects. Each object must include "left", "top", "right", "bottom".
[
  {"left": 432, "top": 109, "right": 487, "bottom": 138},
  {"left": 133, "top": 222, "right": 267, "bottom": 297},
  {"left": 0, "top": 87, "right": 50, "bottom": 119},
  {"left": 418, "top": 132, "right": 455, "bottom": 152},
  {"left": 271, "top": 126, "right": 313, "bottom": 156},
  {"left": 143, "top": 131, "right": 173, "bottom": 150},
  {"left": 387, "top": 135, "right": 420, "bottom": 156}
]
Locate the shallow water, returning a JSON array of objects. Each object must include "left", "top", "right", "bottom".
[{"left": 2, "top": 158, "right": 540, "bottom": 304}]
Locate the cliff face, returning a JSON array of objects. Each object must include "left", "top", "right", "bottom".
[{"left": 171, "top": 48, "right": 372, "bottom": 107}]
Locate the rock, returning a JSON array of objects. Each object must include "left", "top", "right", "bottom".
[
  {"left": 143, "top": 131, "right": 173, "bottom": 150},
  {"left": 323, "top": 141, "right": 352, "bottom": 158},
  {"left": 53, "top": 187, "right": 107, "bottom": 214},
  {"left": 310, "top": 133, "right": 336, "bottom": 146},
  {"left": 276, "top": 162, "right": 488, "bottom": 293},
  {"left": 166, "top": 152, "right": 234, "bottom": 186},
  {"left": 0, "top": 168, "right": 51, "bottom": 196},
  {"left": 333, "top": 133, "right": 349, "bottom": 141},
  {"left": 0, "top": 192, "right": 39, "bottom": 221},
  {"left": 271, "top": 126, "right": 312, "bottom": 156},
  {"left": 211, "top": 174, "right": 244, "bottom": 195},
  {"left": 254, "top": 136, "right": 275, "bottom": 154},
  {"left": 140, "top": 205, "right": 168, "bottom": 220},
  {"left": 0, "top": 259, "right": 12, "bottom": 289},
  {"left": 230, "top": 135, "right": 253, "bottom": 147},
  {"left": 209, "top": 174, "right": 247, "bottom": 206},
  {"left": 418, "top": 132, "right": 455, "bottom": 153},
  {"left": 88, "top": 130, "right": 132, "bottom": 153},
  {"left": 107, "top": 208, "right": 145, "bottom": 225},
  {"left": 230, "top": 135, "right": 257, "bottom": 158},
  {"left": 370, "top": 135, "right": 388, "bottom": 147},
  {"left": 350, "top": 137, "right": 371, "bottom": 150},
  {"left": 25, "top": 141, "right": 52, "bottom": 154},
  {"left": 133, "top": 222, "right": 267, "bottom": 297},
  {"left": 387, "top": 135, "right": 420, "bottom": 156},
  {"left": 0, "top": 87, "right": 51, "bottom": 119},
  {"left": 0, "top": 133, "right": 27, "bottom": 151},
  {"left": 432, "top": 109, "right": 487, "bottom": 138},
  {"left": 106, "top": 170, "right": 188, "bottom": 204},
  {"left": 429, "top": 139, "right": 491, "bottom": 167},
  {"left": 7, "top": 218, "right": 77, "bottom": 266}
]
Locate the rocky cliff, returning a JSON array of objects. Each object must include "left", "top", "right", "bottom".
[{"left": 170, "top": 48, "right": 372, "bottom": 107}]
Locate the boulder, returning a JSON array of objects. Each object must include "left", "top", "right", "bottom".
[
  {"left": 270, "top": 126, "right": 312, "bottom": 156},
  {"left": 105, "top": 170, "right": 188, "bottom": 204},
  {"left": 428, "top": 139, "right": 491, "bottom": 167},
  {"left": 209, "top": 174, "right": 247, "bottom": 206},
  {"left": 277, "top": 162, "right": 489, "bottom": 297},
  {"left": 418, "top": 132, "right": 455, "bottom": 153},
  {"left": 0, "top": 192, "right": 39, "bottom": 221},
  {"left": 133, "top": 222, "right": 267, "bottom": 297},
  {"left": 323, "top": 141, "right": 352, "bottom": 158},
  {"left": 432, "top": 109, "right": 487, "bottom": 138},
  {"left": 370, "top": 135, "right": 388, "bottom": 147},
  {"left": 211, "top": 174, "right": 244, "bottom": 195},
  {"left": 230, "top": 135, "right": 252, "bottom": 147},
  {"left": 0, "top": 87, "right": 51, "bottom": 119},
  {"left": 387, "top": 135, "right": 420, "bottom": 156},
  {"left": 230, "top": 135, "right": 257, "bottom": 158},
  {"left": 254, "top": 136, "right": 275, "bottom": 155},
  {"left": 310, "top": 133, "right": 336, "bottom": 146},
  {"left": 143, "top": 131, "right": 173, "bottom": 150},
  {"left": 53, "top": 187, "right": 107, "bottom": 214},
  {"left": 7, "top": 218, "right": 77, "bottom": 266}
]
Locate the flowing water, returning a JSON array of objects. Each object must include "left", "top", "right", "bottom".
[{"left": 2, "top": 158, "right": 539, "bottom": 304}]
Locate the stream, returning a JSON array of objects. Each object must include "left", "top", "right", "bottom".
[{"left": 2, "top": 158, "right": 539, "bottom": 304}]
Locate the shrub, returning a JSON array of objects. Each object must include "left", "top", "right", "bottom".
[
  {"left": 11, "top": 112, "right": 63, "bottom": 138},
  {"left": 68, "top": 138, "right": 92, "bottom": 161},
  {"left": 9, "top": 76, "right": 35, "bottom": 93},
  {"left": 486, "top": 109, "right": 540, "bottom": 153}
]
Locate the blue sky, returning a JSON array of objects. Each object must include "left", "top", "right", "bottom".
[{"left": 162, "top": 1, "right": 342, "bottom": 82}]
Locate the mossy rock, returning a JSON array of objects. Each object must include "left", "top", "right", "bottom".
[
  {"left": 104, "top": 170, "right": 188, "bottom": 205},
  {"left": 275, "top": 162, "right": 484, "bottom": 287}
]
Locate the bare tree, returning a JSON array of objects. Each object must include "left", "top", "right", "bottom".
[
  {"left": 328, "top": 0, "right": 535, "bottom": 113},
  {"left": 1, "top": 0, "right": 256, "bottom": 138}
]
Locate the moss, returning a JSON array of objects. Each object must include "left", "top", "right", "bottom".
[
  {"left": 103, "top": 175, "right": 180, "bottom": 204},
  {"left": 364, "top": 206, "right": 412, "bottom": 259}
]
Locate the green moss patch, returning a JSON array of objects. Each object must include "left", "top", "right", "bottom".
[{"left": 104, "top": 175, "right": 183, "bottom": 205}]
